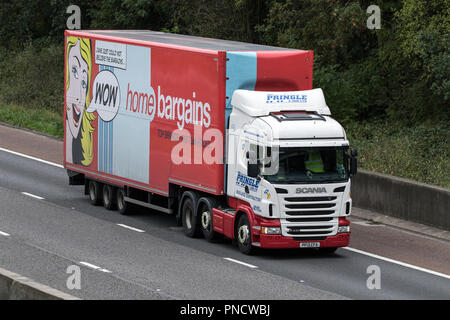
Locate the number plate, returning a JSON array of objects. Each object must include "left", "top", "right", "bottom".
[{"left": 300, "top": 242, "right": 320, "bottom": 248}]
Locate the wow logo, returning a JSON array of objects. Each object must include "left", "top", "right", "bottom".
[{"left": 86, "top": 70, "right": 120, "bottom": 122}]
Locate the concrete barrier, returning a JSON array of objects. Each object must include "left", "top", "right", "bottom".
[
  {"left": 351, "top": 170, "right": 450, "bottom": 231},
  {"left": 0, "top": 267, "right": 79, "bottom": 300}
]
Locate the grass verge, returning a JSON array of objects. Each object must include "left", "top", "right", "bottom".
[{"left": 0, "top": 104, "right": 63, "bottom": 138}]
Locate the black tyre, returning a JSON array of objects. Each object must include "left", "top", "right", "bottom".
[
  {"left": 88, "top": 180, "right": 102, "bottom": 206},
  {"left": 236, "top": 214, "right": 255, "bottom": 255},
  {"left": 117, "top": 188, "right": 130, "bottom": 215},
  {"left": 199, "top": 197, "right": 219, "bottom": 242},
  {"left": 103, "top": 184, "right": 116, "bottom": 210},
  {"left": 318, "top": 247, "right": 338, "bottom": 255},
  {"left": 182, "top": 195, "right": 201, "bottom": 238}
]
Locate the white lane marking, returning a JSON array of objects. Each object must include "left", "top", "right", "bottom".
[
  {"left": 224, "top": 257, "right": 258, "bottom": 269},
  {"left": 0, "top": 147, "right": 63, "bottom": 168},
  {"left": 117, "top": 224, "right": 145, "bottom": 233},
  {"left": 0, "top": 231, "right": 10, "bottom": 237},
  {"left": 21, "top": 192, "right": 45, "bottom": 200},
  {"left": 79, "top": 262, "right": 111, "bottom": 273},
  {"left": 344, "top": 247, "right": 450, "bottom": 280},
  {"left": 352, "top": 221, "right": 384, "bottom": 227}
]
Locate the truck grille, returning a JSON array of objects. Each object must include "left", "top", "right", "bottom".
[
  {"left": 279, "top": 193, "right": 342, "bottom": 238},
  {"left": 285, "top": 196, "right": 337, "bottom": 202},
  {"left": 286, "top": 225, "right": 334, "bottom": 236}
]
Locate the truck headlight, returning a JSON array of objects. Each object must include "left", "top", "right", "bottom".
[
  {"left": 261, "top": 227, "right": 281, "bottom": 235},
  {"left": 337, "top": 225, "right": 350, "bottom": 233}
]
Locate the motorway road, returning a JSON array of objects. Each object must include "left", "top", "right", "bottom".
[{"left": 0, "top": 126, "right": 449, "bottom": 299}]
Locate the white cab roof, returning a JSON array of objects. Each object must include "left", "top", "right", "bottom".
[
  {"left": 256, "top": 115, "right": 346, "bottom": 141},
  {"left": 231, "top": 88, "right": 331, "bottom": 116}
]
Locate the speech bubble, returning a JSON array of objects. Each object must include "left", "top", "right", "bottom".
[{"left": 87, "top": 70, "right": 120, "bottom": 122}]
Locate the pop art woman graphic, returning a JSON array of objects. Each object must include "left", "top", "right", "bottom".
[{"left": 65, "top": 37, "right": 96, "bottom": 166}]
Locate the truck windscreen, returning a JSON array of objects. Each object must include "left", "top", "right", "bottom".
[{"left": 263, "top": 147, "right": 349, "bottom": 184}]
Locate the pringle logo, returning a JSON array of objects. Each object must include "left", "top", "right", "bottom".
[
  {"left": 266, "top": 94, "right": 307, "bottom": 104},
  {"left": 236, "top": 172, "right": 260, "bottom": 192},
  {"left": 296, "top": 187, "right": 327, "bottom": 194},
  {"left": 125, "top": 83, "right": 211, "bottom": 130}
]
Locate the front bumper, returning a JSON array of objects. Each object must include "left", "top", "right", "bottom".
[{"left": 257, "top": 232, "right": 350, "bottom": 249}]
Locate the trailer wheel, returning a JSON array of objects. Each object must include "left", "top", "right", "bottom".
[
  {"left": 103, "top": 184, "right": 116, "bottom": 210},
  {"left": 88, "top": 180, "right": 102, "bottom": 206},
  {"left": 117, "top": 188, "right": 130, "bottom": 215},
  {"left": 198, "top": 198, "right": 219, "bottom": 242},
  {"left": 182, "top": 196, "right": 201, "bottom": 238}
]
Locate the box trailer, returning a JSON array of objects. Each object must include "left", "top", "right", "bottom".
[{"left": 64, "top": 30, "right": 357, "bottom": 254}]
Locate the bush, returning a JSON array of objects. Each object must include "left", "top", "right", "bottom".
[
  {"left": 347, "top": 120, "right": 450, "bottom": 188},
  {"left": 314, "top": 56, "right": 389, "bottom": 125},
  {"left": 0, "top": 39, "right": 64, "bottom": 114}
]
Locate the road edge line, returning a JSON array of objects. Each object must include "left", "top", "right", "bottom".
[
  {"left": 0, "top": 147, "right": 63, "bottom": 168},
  {"left": 344, "top": 246, "right": 450, "bottom": 280}
]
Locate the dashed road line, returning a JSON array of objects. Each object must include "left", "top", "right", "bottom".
[
  {"left": 79, "top": 261, "right": 112, "bottom": 273},
  {"left": 224, "top": 257, "right": 258, "bottom": 269},
  {"left": 0, "top": 231, "right": 10, "bottom": 237},
  {"left": 21, "top": 192, "right": 45, "bottom": 200},
  {"left": 117, "top": 224, "right": 145, "bottom": 233}
]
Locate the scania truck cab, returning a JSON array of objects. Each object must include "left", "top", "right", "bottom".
[{"left": 222, "top": 88, "right": 357, "bottom": 254}]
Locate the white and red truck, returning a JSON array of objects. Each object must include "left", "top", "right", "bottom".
[{"left": 64, "top": 30, "right": 357, "bottom": 254}]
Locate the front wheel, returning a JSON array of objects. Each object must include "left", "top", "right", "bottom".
[
  {"left": 236, "top": 214, "right": 255, "bottom": 255},
  {"left": 318, "top": 247, "right": 338, "bottom": 255}
]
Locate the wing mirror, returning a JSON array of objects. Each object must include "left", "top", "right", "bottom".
[
  {"left": 247, "top": 150, "right": 259, "bottom": 178},
  {"left": 247, "top": 163, "right": 259, "bottom": 178}
]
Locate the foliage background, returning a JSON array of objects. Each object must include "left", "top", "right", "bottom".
[{"left": 0, "top": 0, "right": 448, "bottom": 187}]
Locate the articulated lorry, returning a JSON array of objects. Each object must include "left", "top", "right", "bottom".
[{"left": 64, "top": 30, "right": 357, "bottom": 254}]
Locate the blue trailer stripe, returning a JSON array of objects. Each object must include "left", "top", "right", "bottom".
[
  {"left": 108, "top": 67, "right": 114, "bottom": 174},
  {"left": 224, "top": 52, "right": 257, "bottom": 190},
  {"left": 99, "top": 118, "right": 103, "bottom": 172},
  {"left": 98, "top": 65, "right": 104, "bottom": 172},
  {"left": 96, "top": 65, "right": 115, "bottom": 174},
  {"left": 104, "top": 120, "right": 108, "bottom": 173},
  {"left": 225, "top": 52, "right": 257, "bottom": 129},
  {"left": 109, "top": 118, "right": 113, "bottom": 174}
]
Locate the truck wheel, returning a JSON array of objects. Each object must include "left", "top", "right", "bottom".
[
  {"left": 318, "top": 247, "right": 338, "bottom": 255},
  {"left": 103, "top": 184, "right": 116, "bottom": 210},
  {"left": 182, "top": 196, "right": 201, "bottom": 238},
  {"left": 88, "top": 180, "right": 102, "bottom": 206},
  {"left": 236, "top": 214, "right": 255, "bottom": 255},
  {"left": 199, "top": 198, "right": 219, "bottom": 242},
  {"left": 117, "top": 188, "right": 130, "bottom": 215}
]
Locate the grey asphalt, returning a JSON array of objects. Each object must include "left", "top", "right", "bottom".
[{"left": 0, "top": 150, "right": 449, "bottom": 299}]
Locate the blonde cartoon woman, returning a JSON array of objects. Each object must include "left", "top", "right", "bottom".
[{"left": 66, "top": 37, "right": 96, "bottom": 166}]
